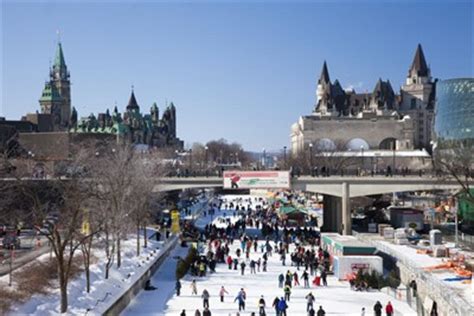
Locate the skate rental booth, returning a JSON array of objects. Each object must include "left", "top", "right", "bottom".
[{"left": 321, "top": 233, "right": 383, "bottom": 280}]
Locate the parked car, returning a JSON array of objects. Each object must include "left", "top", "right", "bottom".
[{"left": 2, "top": 235, "right": 21, "bottom": 249}]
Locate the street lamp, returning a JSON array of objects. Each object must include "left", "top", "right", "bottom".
[
  {"left": 309, "top": 143, "right": 313, "bottom": 175},
  {"left": 360, "top": 145, "right": 364, "bottom": 171},
  {"left": 392, "top": 141, "right": 396, "bottom": 175},
  {"left": 262, "top": 148, "right": 266, "bottom": 170},
  {"left": 283, "top": 146, "right": 287, "bottom": 169}
]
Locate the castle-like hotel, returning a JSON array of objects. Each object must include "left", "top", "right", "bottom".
[{"left": 291, "top": 44, "right": 435, "bottom": 154}]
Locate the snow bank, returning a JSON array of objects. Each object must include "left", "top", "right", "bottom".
[{"left": 5, "top": 232, "right": 171, "bottom": 316}]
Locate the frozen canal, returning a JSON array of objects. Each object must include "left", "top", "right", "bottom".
[{"left": 123, "top": 196, "right": 416, "bottom": 316}]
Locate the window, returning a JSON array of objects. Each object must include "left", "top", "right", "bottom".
[{"left": 411, "top": 98, "right": 417, "bottom": 109}]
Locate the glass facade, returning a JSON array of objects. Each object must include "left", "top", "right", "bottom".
[{"left": 434, "top": 78, "right": 474, "bottom": 147}]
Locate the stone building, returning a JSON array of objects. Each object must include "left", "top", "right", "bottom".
[
  {"left": 70, "top": 89, "right": 183, "bottom": 148},
  {"left": 291, "top": 44, "right": 435, "bottom": 155},
  {"left": 0, "top": 40, "right": 183, "bottom": 158}
]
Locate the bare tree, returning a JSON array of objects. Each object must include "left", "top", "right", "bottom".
[
  {"left": 9, "top": 145, "right": 98, "bottom": 313},
  {"left": 89, "top": 144, "right": 135, "bottom": 269},
  {"left": 128, "top": 152, "right": 163, "bottom": 256},
  {"left": 288, "top": 140, "right": 358, "bottom": 175},
  {"left": 435, "top": 140, "right": 474, "bottom": 203}
]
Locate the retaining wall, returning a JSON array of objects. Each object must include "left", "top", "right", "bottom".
[{"left": 102, "top": 235, "right": 179, "bottom": 316}]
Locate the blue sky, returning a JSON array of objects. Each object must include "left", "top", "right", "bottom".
[{"left": 1, "top": 0, "right": 472, "bottom": 151}]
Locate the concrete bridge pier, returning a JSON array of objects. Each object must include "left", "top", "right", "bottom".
[
  {"left": 342, "top": 181, "right": 351, "bottom": 235},
  {"left": 321, "top": 195, "right": 342, "bottom": 234},
  {"left": 320, "top": 182, "right": 351, "bottom": 235}
]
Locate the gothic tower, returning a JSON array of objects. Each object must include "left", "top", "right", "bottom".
[
  {"left": 400, "top": 44, "right": 435, "bottom": 149},
  {"left": 315, "top": 61, "right": 332, "bottom": 114},
  {"left": 50, "top": 41, "right": 71, "bottom": 127},
  {"left": 40, "top": 41, "right": 71, "bottom": 129}
]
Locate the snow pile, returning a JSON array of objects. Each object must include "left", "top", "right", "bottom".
[{"left": 2, "top": 232, "right": 170, "bottom": 316}]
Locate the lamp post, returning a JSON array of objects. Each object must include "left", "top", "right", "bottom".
[
  {"left": 262, "top": 148, "right": 266, "bottom": 170},
  {"left": 283, "top": 146, "right": 287, "bottom": 169},
  {"left": 189, "top": 149, "right": 193, "bottom": 172},
  {"left": 204, "top": 146, "right": 209, "bottom": 177},
  {"left": 360, "top": 145, "right": 364, "bottom": 171},
  {"left": 309, "top": 143, "right": 313, "bottom": 175},
  {"left": 392, "top": 141, "right": 396, "bottom": 175}
]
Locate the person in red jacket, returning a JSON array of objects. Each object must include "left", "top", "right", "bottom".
[
  {"left": 226, "top": 255, "right": 233, "bottom": 270},
  {"left": 385, "top": 301, "right": 394, "bottom": 316}
]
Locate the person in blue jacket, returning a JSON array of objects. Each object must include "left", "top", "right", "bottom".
[
  {"left": 277, "top": 297, "right": 288, "bottom": 316},
  {"left": 234, "top": 288, "right": 246, "bottom": 311}
]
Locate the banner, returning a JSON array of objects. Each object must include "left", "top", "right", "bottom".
[{"left": 223, "top": 171, "right": 290, "bottom": 189}]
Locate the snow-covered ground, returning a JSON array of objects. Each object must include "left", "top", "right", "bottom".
[
  {"left": 2, "top": 230, "right": 170, "bottom": 315},
  {"left": 123, "top": 195, "right": 417, "bottom": 316}
]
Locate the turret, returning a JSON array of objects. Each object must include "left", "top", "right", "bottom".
[{"left": 406, "top": 44, "right": 431, "bottom": 85}]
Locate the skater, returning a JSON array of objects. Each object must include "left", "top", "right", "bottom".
[
  {"left": 202, "top": 289, "right": 210, "bottom": 308},
  {"left": 202, "top": 307, "right": 211, "bottom": 316},
  {"left": 312, "top": 272, "right": 321, "bottom": 287},
  {"left": 263, "top": 260, "right": 267, "bottom": 272},
  {"left": 180, "top": 310, "right": 186, "bottom": 316},
  {"left": 234, "top": 288, "right": 246, "bottom": 311},
  {"left": 272, "top": 297, "right": 280, "bottom": 316},
  {"left": 317, "top": 305, "right": 326, "bottom": 316},
  {"left": 240, "top": 261, "right": 246, "bottom": 276},
  {"left": 373, "top": 301, "right": 383, "bottom": 316},
  {"left": 278, "top": 273, "right": 285, "bottom": 288},
  {"left": 227, "top": 255, "right": 233, "bottom": 269},
  {"left": 305, "top": 292, "right": 315, "bottom": 312},
  {"left": 321, "top": 269, "right": 327, "bottom": 286},
  {"left": 258, "top": 295, "right": 266, "bottom": 316},
  {"left": 191, "top": 279, "right": 198, "bottom": 295},
  {"left": 233, "top": 258, "right": 239, "bottom": 270},
  {"left": 277, "top": 297, "right": 288, "bottom": 316},
  {"left": 308, "top": 307, "right": 315, "bottom": 316},
  {"left": 293, "top": 272, "right": 300, "bottom": 286},
  {"left": 361, "top": 307, "right": 366, "bottom": 316},
  {"left": 219, "top": 286, "right": 229, "bottom": 302},
  {"left": 385, "top": 301, "right": 394, "bottom": 316},
  {"left": 194, "top": 310, "right": 201, "bottom": 316},
  {"left": 257, "top": 258, "right": 261, "bottom": 272},
  {"left": 250, "top": 260, "right": 256, "bottom": 274},
  {"left": 176, "top": 279, "right": 182, "bottom": 296},
  {"left": 302, "top": 270, "right": 310, "bottom": 288},
  {"left": 283, "top": 284, "right": 291, "bottom": 302}
]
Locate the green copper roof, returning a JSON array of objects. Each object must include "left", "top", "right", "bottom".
[
  {"left": 39, "top": 82, "right": 63, "bottom": 102},
  {"left": 54, "top": 42, "right": 66, "bottom": 69}
]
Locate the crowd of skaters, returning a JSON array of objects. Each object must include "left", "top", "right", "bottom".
[{"left": 176, "top": 196, "right": 399, "bottom": 316}]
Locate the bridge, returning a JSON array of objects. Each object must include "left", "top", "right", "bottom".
[
  {"left": 157, "top": 176, "right": 467, "bottom": 235},
  {"left": 3, "top": 175, "right": 467, "bottom": 235}
]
